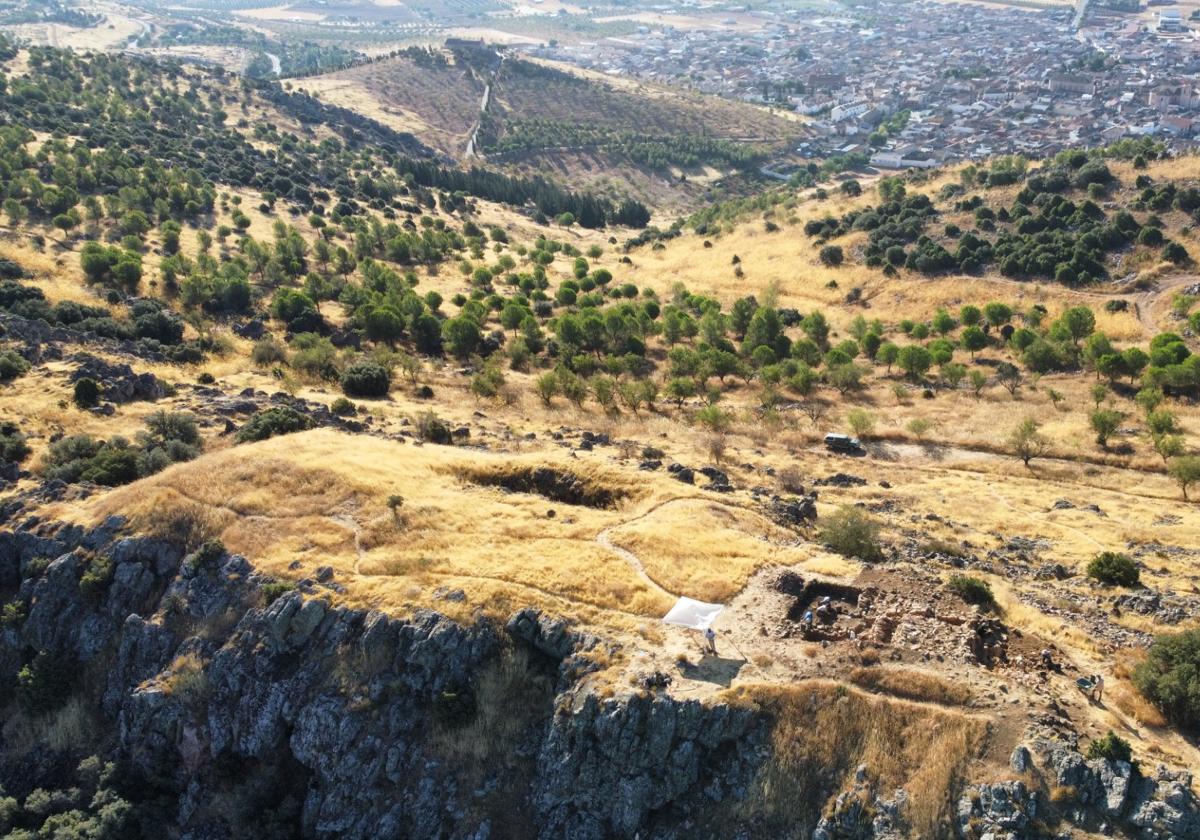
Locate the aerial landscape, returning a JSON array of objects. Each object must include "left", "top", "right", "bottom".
[{"left": 1, "top": 0, "right": 1200, "bottom": 836}]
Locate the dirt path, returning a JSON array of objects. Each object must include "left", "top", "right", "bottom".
[
  {"left": 595, "top": 494, "right": 785, "bottom": 602},
  {"left": 985, "top": 484, "right": 1106, "bottom": 551},
  {"left": 1131, "top": 274, "right": 1198, "bottom": 334},
  {"left": 330, "top": 513, "right": 366, "bottom": 575},
  {"left": 595, "top": 497, "right": 696, "bottom": 600},
  {"left": 425, "top": 571, "right": 656, "bottom": 620},
  {"left": 838, "top": 441, "right": 1179, "bottom": 504},
  {"left": 1061, "top": 644, "right": 1200, "bottom": 777}
]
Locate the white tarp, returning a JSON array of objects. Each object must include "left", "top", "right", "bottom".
[{"left": 661, "top": 597, "right": 724, "bottom": 631}]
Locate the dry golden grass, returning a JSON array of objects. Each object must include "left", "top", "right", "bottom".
[
  {"left": 5, "top": 88, "right": 1200, "bottom": 784},
  {"left": 43, "top": 695, "right": 93, "bottom": 752},
  {"left": 1111, "top": 683, "right": 1169, "bottom": 730},
  {"left": 603, "top": 498, "right": 831, "bottom": 602},
  {"left": 428, "top": 648, "right": 554, "bottom": 772},
  {"left": 722, "top": 681, "right": 986, "bottom": 839},
  {"left": 3, "top": 14, "right": 144, "bottom": 50},
  {"left": 849, "top": 666, "right": 973, "bottom": 707},
  {"left": 1110, "top": 649, "right": 1170, "bottom": 728},
  {"left": 0, "top": 238, "right": 112, "bottom": 306},
  {"left": 71, "top": 429, "right": 755, "bottom": 627},
  {"left": 159, "top": 652, "right": 210, "bottom": 707},
  {"left": 0, "top": 695, "right": 93, "bottom": 756},
  {"left": 628, "top": 152, "right": 1200, "bottom": 344}
]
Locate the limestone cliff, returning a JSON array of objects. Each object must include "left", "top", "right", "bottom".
[{"left": 0, "top": 518, "right": 1195, "bottom": 840}]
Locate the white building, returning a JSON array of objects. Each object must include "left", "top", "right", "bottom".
[{"left": 830, "top": 99, "right": 870, "bottom": 121}]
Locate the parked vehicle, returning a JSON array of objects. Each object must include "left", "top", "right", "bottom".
[{"left": 823, "top": 433, "right": 862, "bottom": 453}]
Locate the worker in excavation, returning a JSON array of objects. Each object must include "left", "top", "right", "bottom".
[{"left": 704, "top": 627, "right": 717, "bottom": 655}]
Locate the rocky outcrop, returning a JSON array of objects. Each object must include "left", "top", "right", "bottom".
[
  {"left": 814, "top": 766, "right": 906, "bottom": 840},
  {"left": 0, "top": 311, "right": 167, "bottom": 362},
  {"left": 956, "top": 780, "right": 1037, "bottom": 840},
  {"left": 69, "top": 354, "right": 164, "bottom": 403},
  {"left": 0, "top": 520, "right": 773, "bottom": 839},
  {"left": 4, "top": 517, "right": 1199, "bottom": 840},
  {"left": 1033, "top": 737, "right": 1200, "bottom": 838},
  {"left": 534, "top": 691, "right": 766, "bottom": 840},
  {"left": 764, "top": 493, "right": 819, "bottom": 528},
  {"left": 955, "top": 738, "right": 1200, "bottom": 840}
]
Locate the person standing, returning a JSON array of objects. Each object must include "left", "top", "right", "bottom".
[{"left": 704, "top": 627, "right": 717, "bottom": 655}]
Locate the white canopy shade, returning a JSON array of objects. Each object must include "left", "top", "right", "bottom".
[{"left": 662, "top": 597, "right": 724, "bottom": 631}]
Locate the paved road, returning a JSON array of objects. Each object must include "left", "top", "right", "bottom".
[{"left": 465, "top": 51, "right": 503, "bottom": 159}]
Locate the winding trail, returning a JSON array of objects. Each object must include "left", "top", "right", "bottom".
[
  {"left": 330, "top": 513, "right": 366, "bottom": 575},
  {"left": 594, "top": 497, "right": 706, "bottom": 600},
  {"left": 597, "top": 520, "right": 675, "bottom": 599},
  {"left": 465, "top": 51, "right": 503, "bottom": 159},
  {"left": 1130, "top": 274, "right": 1199, "bottom": 334},
  {"left": 594, "top": 495, "right": 780, "bottom": 601},
  {"left": 428, "top": 572, "right": 658, "bottom": 620}
]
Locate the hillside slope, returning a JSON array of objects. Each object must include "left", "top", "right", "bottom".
[
  {"left": 294, "top": 44, "right": 803, "bottom": 210},
  {"left": 0, "top": 37, "right": 1197, "bottom": 840}
]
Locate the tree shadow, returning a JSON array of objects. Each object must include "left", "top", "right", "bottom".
[
  {"left": 919, "top": 440, "right": 950, "bottom": 461},
  {"left": 865, "top": 441, "right": 899, "bottom": 461}
]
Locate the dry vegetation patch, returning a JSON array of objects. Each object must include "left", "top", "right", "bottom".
[
  {"left": 849, "top": 666, "right": 974, "bottom": 707},
  {"left": 722, "top": 681, "right": 987, "bottom": 839},
  {"left": 455, "top": 461, "right": 637, "bottom": 508},
  {"left": 76, "top": 429, "right": 692, "bottom": 625},
  {"left": 600, "top": 498, "right": 819, "bottom": 603}
]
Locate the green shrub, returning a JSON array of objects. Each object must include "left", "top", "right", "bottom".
[
  {"left": 73, "top": 377, "right": 101, "bottom": 408},
  {"left": 251, "top": 338, "right": 288, "bottom": 367},
  {"left": 235, "top": 407, "right": 314, "bottom": 443},
  {"left": 197, "top": 371, "right": 215, "bottom": 385},
  {"left": 261, "top": 580, "right": 296, "bottom": 606},
  {"left": 818, "top": 506, "right": 882, "bottom": 561},
  {"left": 1087, "top": 552, "right": 1140, "bottom": 587},
  {"left": 470, "top": 363, "right": 505, "bottom": 400},
  {"left": 43, "top": 413, "right": 200, "bottom": 486},
  {"left": 78, "top": 556, "right": 114, "bottom": 606},
  {"left": 415, "top": 410, "right": 452, "bottom": 444},
  {"left": 185, "top": 539, "right": 227, "bottom": 575},
  {"left": 2, "top": 600, "right": 25, "bottom": 628},
  {"left": 290, "top": 333, "right": 339, "bottom": 381},
  {"left": 0, "top": 350, "right": 28, "bottom": 382},
  {"left": 15, "top": 651, "right": 75, "bottom": 714},
  {"left": 42, "top": 436, "right": 139, "bottom": 486},
  {"left": 0, "top": 422, "right": 29, "bottom": 463},
  {"left": 819, "top": 245, "right": 844, "bottom": 267},
  {"left": 340, "top": 361, "right": 391, "bottom": 397},
  {"left": 1133, "top": 629, "right": 1200, "bottom": 732},
  {"left": 330, "top": 397, "right": 357, "bottom": 416},
  {"left": 947, "top": 574, "right": 995, "bottom": 609},
  {"left": 1086, "top": 731, "right": 1132, "bottom": 763}
]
